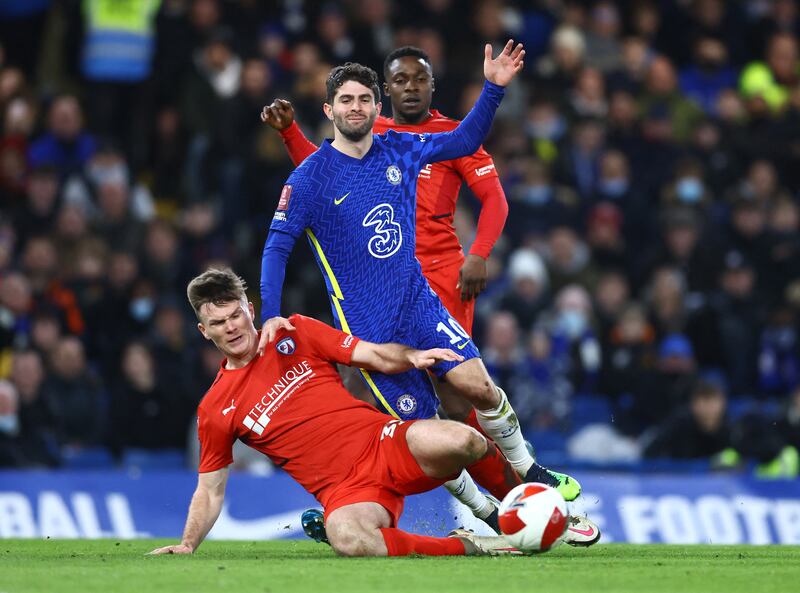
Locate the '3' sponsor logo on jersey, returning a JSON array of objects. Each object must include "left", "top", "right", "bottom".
[{"left": 362, "top": 203, "right": 402, "bottom": 259}]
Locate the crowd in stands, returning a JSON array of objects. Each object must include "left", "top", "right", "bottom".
[{"left": 0, "top": 0, "right": 799, "bottom": 475}]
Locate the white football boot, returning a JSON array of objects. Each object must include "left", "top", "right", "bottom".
[
  {"left": 562, "top": 514, "right": 601, "bottom": 547},
  {"left": 448, "top": 528, "right": 525, "bottom": 556}
]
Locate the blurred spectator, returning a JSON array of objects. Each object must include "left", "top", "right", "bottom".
[
  {"left": 534, "top": 25, "right": 586, "bottom": 100},
  {"left": 11, "top": 349, "right": 58, "bottom": 467},
  {"left": 505, "top": 157, "right": 579, "bottom": 242},
  {"left": 686, "top": 119, "right": 739, "bottom": 197},
  {"left": 640, "top": 56, "right": 704, "bottom": 143},
  {"left": 679, "top": 36, "right": 738, "bottom": 116},
  {"left": 618, "top": 332, "right": 697, "bottom": 436},
  {"left": 109, "top": 340, "right": 192, "bottom": 457},
  {"left": 497, "top": 247, "right": 550, "bottom": 331},
  {"left": 646, "top": 266, "right": 689, "bottom": 338},
  {"left": 0, "top": 271, "right": 34, "bottom": 359},
  {"left": 523, "top": 100, "right": 568, "bottom": 164},
  {"left": 593, "top": 268, "right": 631, "bottom": 341},
  {"left": 555, "top": 117, "right": 605, "bottom": 198},
  {"left": 740, "top": 32, "right": 799, "bottom": 112},
  {"left": 13, "top": 165, "right": 61, "bottom": 247},
  {"left": 181, "top": 26, "right": 242, "bottom": 203},
  {"left": 583, "top": 1, "right": 623, "bottom": 73},
  {"left": 535, "top": 284, "right": 601, "bottom": 394},
  {"left": 0, "top": 379, "right": 24, "bottom": 466},
  {"left": 481, "top": 310, "right": 526, "bottom": 395},
  {"left": 28, "top": 95, "right": 97, "bottom": 177},
  {"left": 607, "top": 36, "right": 651, "bottom": 94},
  {"left": 690, "top": 250, "right": 765, "bottom": 395},
  {"left": 585, "top": 202, "right": 627, "bottom": 271},
  {"left": 81, "top": 0, "right": 161, "bottom": 167},
  {"left": 45, "top": 336, "right": 105, "bottom": 448},
  {"left": 544, "top": 225, "right": 599, "bottom": 293},
  {"left": 568, "top": 67, "right": 608, "bottom": 120},
  {"left": 758, "top": 305, "right": 800, "bottom": 396},
  {"left": 639, "top": 207, "right": 719, "bottom": 294},
  {"left": 644, "top": 379, "right": 732, "bottom": 459},
  {"left": 660, "top": 158, "right": 714, "bottom": 211},
  {"left": 598, "top": 302, "right": 657, "bottom": 411}
]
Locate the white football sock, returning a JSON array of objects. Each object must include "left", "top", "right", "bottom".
[
  {"left": 476, "top": 386, "right": 534, "bottom": 476},
  {"left": 444, "top": 470, "right": 494, "bottom": 519}
]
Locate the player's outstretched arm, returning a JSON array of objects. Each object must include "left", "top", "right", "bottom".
[
  {"left": 351, "top": 341, "right": 464, "bottom": 374},
  {"left": 147, "top": 467, "right": 229, "bottom": 555},
  {"left": 261, "top": 99, "right": 318, "bottom": 166},
  {"left": 417, "top": 40, "right": 523, "bottom": 165}
]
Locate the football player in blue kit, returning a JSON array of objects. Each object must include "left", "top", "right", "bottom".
[{"left": 258, "top": 41, "right": 591, "bottom": 541}]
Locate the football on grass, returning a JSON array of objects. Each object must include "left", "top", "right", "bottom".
[{"left": 498, "top": 483, "right": 568, "bottom": 552}]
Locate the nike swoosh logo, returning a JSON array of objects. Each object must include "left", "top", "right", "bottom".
[
  {"left": 457, "top": 341, "right": 470, "bottom": 350},
  {"left": 334, "top": 192, "right": 350, "bottom": 205},
  {"left": 568, "top": 526, "right": 596, "bottom": 537}
]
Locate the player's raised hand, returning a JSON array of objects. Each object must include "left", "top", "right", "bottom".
[
  {"left": 484, "top": 39, "right": 525, "bottom": 87},
  {"left": 147, "top": 543, "right": 193, "bottom": 555},
  {"left": 257, "top": 316, "right": 296, "bottom": 356},
  {"left": 457, "top": 254, "right": 488, "bottom": 301},
  {"left": 261, "top": 99, "right": 296, "bottom": 131},
  {"left": 408, "top": 348, "right": 464, "bottom": 370}
]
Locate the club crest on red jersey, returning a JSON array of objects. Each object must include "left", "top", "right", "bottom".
[{"left": 276, "top": 337, "right": 296, "bottom": 355}]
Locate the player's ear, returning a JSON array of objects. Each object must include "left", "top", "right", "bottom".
[
  {"left": 376, "top": 100, "right": 382, "bottom": 113},
  {"left": 383, "top": 81, "right": 390, "bottom": 96},
  {"left": 247, "top": 302, "right": 256, "bottom": 321},
  {"left": 323, "top": 102, "right": 334, "bottom": 121},
  {"left": 430, "top": 76, "right": 435, "bottom": 92},
  {"left": 197, "top": 322, "right": 210, "bottom": 340}
]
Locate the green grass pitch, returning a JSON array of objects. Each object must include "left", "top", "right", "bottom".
[{"left": 3, "top": 539, "right": 799, "bottom": 593}]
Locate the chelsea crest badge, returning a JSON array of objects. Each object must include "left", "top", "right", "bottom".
[{"left": 386, "top": 165, "right": 402, "bottom": 185}]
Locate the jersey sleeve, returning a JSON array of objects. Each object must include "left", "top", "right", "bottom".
[
  {"left": 454, "top": 145, "right": 499, "bottom": 185},
  {"left": 290, "top": 314, "right": 360, "bottom": 365},
  {"left": 278, "top": 121, "right": 319, "bottom": 167},
  {"left": 415, "top": 81, "right": 505, "bottom": 166},
  {"left": 269, "top": 167, "right": 318, "bottom": 239},
  {"left": 197, "top": 405, "right": 235, "bottom": 473}
]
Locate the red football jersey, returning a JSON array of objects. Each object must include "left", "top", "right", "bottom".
[
  {"left": 196, "top": 314, "right": 391, "bottom": 502},
  {"left": 372, "top": 111, "right": 499, "bottom": 272}
]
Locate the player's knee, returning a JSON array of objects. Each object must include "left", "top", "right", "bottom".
[
  {"left": 454, "top": 380, "right": 498, "bottom": 410},
  {"left": 450, "top": 425, "right": 487, "bottom": 465},
  {"left": 329, "top": 529, "right": 381, "bottom": 557}
]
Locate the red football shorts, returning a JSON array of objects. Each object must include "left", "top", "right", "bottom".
[
  {"left": 322, "top": 419, "right": 445, "bottom": 526},
  {"left": 425, "top": 262, "right": 475, "bottom": 334}
]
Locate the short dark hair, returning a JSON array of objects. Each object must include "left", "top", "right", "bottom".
[
  {"left": 383, "top": 46, "right": 431, "bottom": 79},
  {"left": 187, "top": 268, "right": 247, "bottom": 319},
  {"left": 326, "top": 63, "right": 380, "bottom": 104}
]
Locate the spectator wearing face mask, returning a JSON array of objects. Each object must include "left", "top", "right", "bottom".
[{"left": 534, "top": 284, "right": 601, "bottom": 395}]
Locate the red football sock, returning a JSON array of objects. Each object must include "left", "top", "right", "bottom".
[
  {"left": 465, "top": 408, "right": 490, "bottom": 439},
  {"left": 466, "top": 441, "right": 523, "bottom": 500},
  {"left": 380, "top": 528, "right": 466, "bottom": 556}
]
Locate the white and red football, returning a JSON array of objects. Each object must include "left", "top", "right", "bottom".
[{"left": 498, "top": 483, "right": 568, "bottom": 552}]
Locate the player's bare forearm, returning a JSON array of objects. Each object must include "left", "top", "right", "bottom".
[
  {"left": 352, "top": 341, "right": 463, "bottom": 373},
  {"left": 176, "top": 469, "right": 228, "bottom": 552}
]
